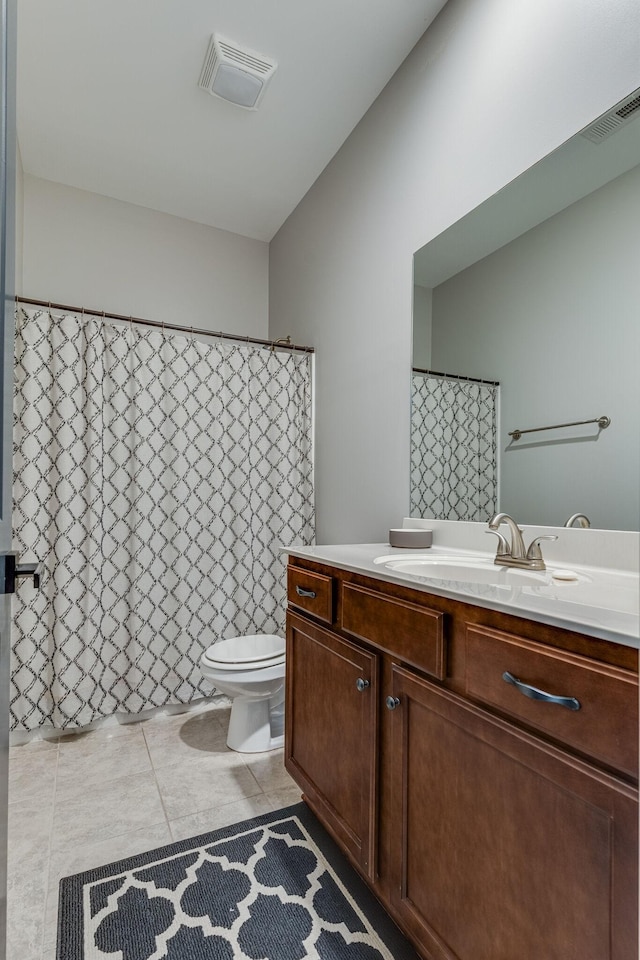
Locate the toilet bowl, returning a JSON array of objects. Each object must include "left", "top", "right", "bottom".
[{"left": 200, "top": 634, "right": 286, "bottom": 753}]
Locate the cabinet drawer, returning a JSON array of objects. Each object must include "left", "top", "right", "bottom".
[
  {"left": 465, "top": 624, "right": 638, "bottom": 777},
  {"left": 340, "top": 582, "right": 445, "bottom": 679},
  {"left": 287, "top": 566, "right": 333, "bottom": 624}
]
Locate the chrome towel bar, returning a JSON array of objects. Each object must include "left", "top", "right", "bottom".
[{"left": 509, "top": 415, "right": 610, "bottom": 441}]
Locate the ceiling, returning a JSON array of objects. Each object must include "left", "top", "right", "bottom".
[{"left": 17, "top": 0, "right": 447, "bottom": 242}]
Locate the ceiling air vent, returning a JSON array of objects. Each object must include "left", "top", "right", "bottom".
[
  {"left": 581, "top": 88, "right": 640, "bottom": 143},
  {"left": 198, "top": 34, "right": 277, "bottom": 110}
]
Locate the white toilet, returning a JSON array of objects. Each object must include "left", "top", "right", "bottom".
[{"left": 200, "top": 634, "right": 286, "bottom": 753}]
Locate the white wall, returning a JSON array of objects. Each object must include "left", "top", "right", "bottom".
[
  {"left": 22, "top": 176, "right": 269, "bottom": 335},
  {"left": 431, "top": 165, "right": 640, "bottom": 531},
  {"left": 269, "top": 0, "right": 640, "bottom": 544},
  {"left": 411, "top": 285, "right": 431, "bottom": 370},
  {"left": 14, "top": 141, "right": 23, "bottom": 296}
]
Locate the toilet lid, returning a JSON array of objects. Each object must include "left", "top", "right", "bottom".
[{"left": 203, "top": 634, "right": 285, "bottom": 666}]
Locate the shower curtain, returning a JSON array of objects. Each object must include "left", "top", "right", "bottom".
[
  {"left": 11, "top": 308, "right": 314, "bottom": 732},
  {"left": 410, "top": 372, "right": 498, "bottom": 521}
]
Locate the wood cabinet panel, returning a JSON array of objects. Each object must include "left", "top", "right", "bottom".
[
  {"left": 465, "top": 624, "right": 639, "bottom": 778},
  {"left": 287, "top": 565, "right": 333, "bottom": 624},
  {"left": 388, "top": 666, "right": 638, "bottom": 960},
  {"left": 285, "top": 557, "right": 639, "bottom": 960},
  {"left": 340, "top": 581, "right": 445, "bottom": 679},
  {"left": 285, "top": 612, "right": 379, "bottom": 878}
]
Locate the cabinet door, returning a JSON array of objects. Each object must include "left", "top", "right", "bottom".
[
  {"left": 388, "top": 665, "right": 638, "bottom": 960},
  {"left": 285, "top": 612, "right": 379, "bottom": 878}
]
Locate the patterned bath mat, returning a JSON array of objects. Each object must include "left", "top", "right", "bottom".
[{"left": 57, "top": 802, "right": 417, "bottom": 960}]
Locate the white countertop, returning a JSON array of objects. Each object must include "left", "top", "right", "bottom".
[{"left": 284, "top": 541, "right": 640, "bottom": 648}]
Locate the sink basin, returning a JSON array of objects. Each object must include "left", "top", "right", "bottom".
[{"left": 374, "top": 555, "right": 558, "bottom": 586}]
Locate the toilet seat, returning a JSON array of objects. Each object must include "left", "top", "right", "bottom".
[{"left": 202, "top": 634, "right": 285, "bottom": 671}]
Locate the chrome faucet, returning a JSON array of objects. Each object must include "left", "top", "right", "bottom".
[
  {"left": 487, "top": 513, "right": 557, "bottom": 570},
  {"left": 564, "top": 513, "right": 591, "bottom": 528}
]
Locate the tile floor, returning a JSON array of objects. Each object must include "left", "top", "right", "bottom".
[{"left": 6, "top": 698, "right": 301, "bottom": 960}]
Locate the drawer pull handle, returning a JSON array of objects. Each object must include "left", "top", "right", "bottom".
[
  {"left": 502, "top": 671, "right": 581, "bottom": 711},
  {"left": 386, "top": 696, "right": 401, "bottom": 711},
  {"left": 295, "top": 586, "right": 317, "bottom": 599},
  {"left": 356, "top": 678, "right": 370, "bottom": 692}
]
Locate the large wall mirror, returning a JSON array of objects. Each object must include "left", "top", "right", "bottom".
[{"left": 412, "top": 89, "right": 640, "bottom": 532}]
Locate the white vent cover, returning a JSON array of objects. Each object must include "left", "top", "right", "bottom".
[
  {"left": 198, "top": 34, "right": 277, "bottom": 110},
  {"left": 581, "top": 88, "right": 640, "bottom": 143}
]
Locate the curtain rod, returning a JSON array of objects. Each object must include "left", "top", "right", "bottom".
[
  {"left": 16, "top": 297, "right": 315, "bottom": 354},
  {"left": 412, "top": 366, "right": 499, "bottom": 387}
]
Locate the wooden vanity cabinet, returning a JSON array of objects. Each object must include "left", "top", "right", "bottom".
[
  {"left": 285, "top": 611, "right": 379, "bottom": 878},
  {"left": 285, "top": 557, "right": 639, "bottom": 960},
  {"left": 389, "top": 666, "right": 637, "bottom": 960}
]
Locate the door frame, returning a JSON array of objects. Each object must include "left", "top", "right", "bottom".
[{"left": 0, "top": 0, "right": 17, "bottom": 954}]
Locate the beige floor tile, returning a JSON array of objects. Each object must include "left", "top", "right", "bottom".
[
  {"left": 263, "top": 783, "right": 304, "bottom": 811},
  {"left": 143, "top": 706, "right": 228, "bottom": 769},
  {"left": 168, "top": 793, "right": 275, "bottom": 842},
  {"left": 56, "top": 724, "right": 151, "bottom": 794},
  {"left": 206, "top": 700, "right": 231, "bottom": 727},
  {"left": 6, "top": 858, "right": 48, "bottom": 960},
  {"left": 8, "top": 747, "right": 58, "bottom": 804},
  {"left": 41, "top": 938, "right": 56, "bottom": 960},
  {"left": 8, "top": 795, "right": 54, "bottom": 869},
  {"left": 56, "top": 717, "right": 143, "bottom": 744},
  {"left": 239, "top": 749, "right": 296, "bottom": 793},
  {"left": 50, "top": 770, "right": 166, "bottom": 854},
  {"left": 9, "top": 737, "right": 59, "bottom": 760},
  {"left": 56, "top": 718, "right": 145, "bottom": 749},
  {"left": 49, "top": 819, "right": 173, "bottom": 884},
  {"left": 153, "top": 751, "right": 263, "bottom": 821},
  {"left": 44, "top": 821, "right": 173, "bottom": 950}
]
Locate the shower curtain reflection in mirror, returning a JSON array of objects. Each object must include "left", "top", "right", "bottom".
[{"left": 410, "top": 371, "right": 498, "bottom": 522}]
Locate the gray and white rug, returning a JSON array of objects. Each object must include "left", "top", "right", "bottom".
[{"left": 57, "top": 802, "right": 417, "bottom": 960}]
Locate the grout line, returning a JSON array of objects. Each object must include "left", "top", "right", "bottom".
[
  {"left": 47, "top": 731, "right": 167, "bottom": 861},
  {"left": 38, "top": 740, "right": 59, "bottom": 960},
  {"left": 167, "top": 791, "right": 275, "bottom": 841},
  {"left": 140, "top": 719, "right": 172, "bottom": 833}
]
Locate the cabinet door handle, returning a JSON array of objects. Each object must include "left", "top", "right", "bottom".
[
  {"left": 502, "top": 671, "right": 580, "bottom": 711},
  {"left": 356, "top": 678, "right": 370, "bottom": 692},
  {"left": 295, "top": 585, "right": 316, "bottom": 599},
  {"left": 386, "top": 696, "right": 400, "bottom": 711}
]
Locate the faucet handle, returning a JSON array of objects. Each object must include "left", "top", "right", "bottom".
[
  {"left": 485, "top": 529, "right": 510, "bottom": 558},
  {"left": 526, "top": 535, "right": 558, "bottom": 561}
]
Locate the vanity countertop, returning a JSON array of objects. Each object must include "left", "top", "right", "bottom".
[{"left": 284, "top": 542, "right": 640, "bottom": 648}]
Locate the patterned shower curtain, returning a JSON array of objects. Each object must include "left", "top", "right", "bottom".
[
  {"left": 11, "top": 308, "right": 314, "bottom": 732},
  {"left": 410, "top": 372, "right": 498, "bottom": 521}
]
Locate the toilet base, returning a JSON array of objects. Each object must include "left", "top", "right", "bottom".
[{"left": 226, "top": 693, "right": 285, "bottom": 753}]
